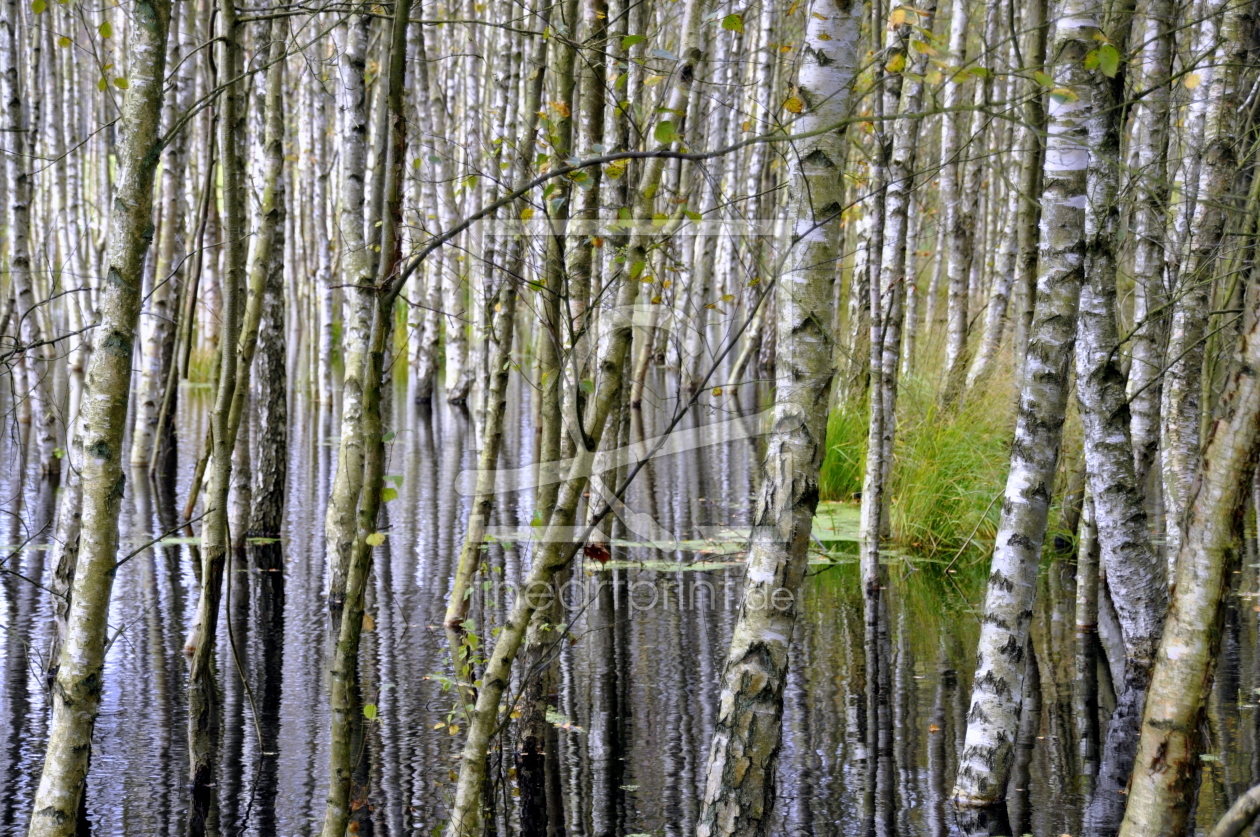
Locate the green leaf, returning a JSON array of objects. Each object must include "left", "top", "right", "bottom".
[
  {"left": 630, "top": 260, "right": 647, "bottom": 279},
  {"left": 32, "top": 0, "right": 46, "bottom": 14},
  {"left": 1033, "top": 70, "right": 1054, "bottom": 87},
  {"left": 97, "top": 77, "right": 107, "bottom": 92},
  {"left": 382, "top": 430, "right": 396, "bottom": 442},
  {"left": 721, "top": 13, "right": 744, "bottom": 33},
  {"left": 98, "top": 20, "right": 112, "bottom": 38},
  {"left": 381, "top": 487, "right": 399, "bottom": 503},
  {"left": 579, "top": 378, "right": 595, "bottom": 394},
  {"left": 654, "top": 120, "right": 676, "bottom": 145},
  {"left": 113, "top": 77, "right": 129, "bottom": 89},
  {"left": 366, "top": 532, "right": 386, "bottom": 547},
  {"left": 1097, "top": 43, "right": 1120, "bottom": 77},
  {"left": 363, "top": 703, "right": 378, "bottom": 720},
  {"left": 621, "top": 34, "right": 645, "bottom": 49},
  {"left": 58, "top": 35, "right": 71, "bottom": 47},
  {"left": 530, "top": 508, "right": 545, "bottom": 528}
]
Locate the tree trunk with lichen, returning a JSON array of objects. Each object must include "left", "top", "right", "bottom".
[
  {"left": 321, "top": 0, "right": 409, "bottom": 828},
  {"left": 696, "top": 3, "right": 861, "bottom": 834},
  {"left": 1117, "top": 2, "right": 1256, "bottom": 833},
  {"left": 442, "top": 2, "right": 711, "bottom": 831},
  {"left": 187, "top": 0, "right": 247, "bottom": 817},
  {"left": 24, "top": 0, "right": 171, "bottom": 831}
]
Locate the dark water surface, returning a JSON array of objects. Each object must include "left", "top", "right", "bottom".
[{"left": 3, "top": 375, "right": 1260, "bottom": 836}]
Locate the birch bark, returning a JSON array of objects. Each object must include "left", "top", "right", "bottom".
[
  {"left": 697, "top": 3, "right": 861, "bottom": 834},
  {"left": 25, "top": 0, "right": 171, "bottom": 831},
  {"left": 325, "top": 12, "right": 373, "bottom": 614},
  {"left": 248, "top": 14, "right": 289, "bottom": 539},
  {"left": 1072, "top": 7, "right": 1171, "bottom": 830},
  {"left": 952, "top": 0, "right": 1095, "bottom": 806},
  {"left": 443, "top": 1, "right": 712, "bottom": 830}
]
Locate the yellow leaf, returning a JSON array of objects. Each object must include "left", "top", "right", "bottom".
[
  {"left": 366, "top": 532, "right": 386, "bottom": 547},
  {"left": 889, "top": 7, "right": 906, "bottom": 26},
  {"left": 784, "top": 96, "right": 804, "bottom": 114},
  {"left": 520, "top": 206, "right": 535, "bottom": 220},
  {"left": 362, "top": 612, "right": 376, "bottom": 632},
  {"left": 886, "top": 52, "right": 906, "bottom": 73},
  {"left": 779, "top": 43, "right": 793, "bottom": 53},
  {"left": 550, "top": 101, "right": 570, "bottom": 117},
  {"left": 58, "top": 35, "right": 71, "bottom": 47},
  {"left": 711, "top": 387, "right": 723, "bottom": 396},
  {"left": 1184, "top": 72, "right": 1202, "bottom": 89}
]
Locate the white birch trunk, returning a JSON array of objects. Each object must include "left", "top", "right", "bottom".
[
  {"left": 697, "top": 3, "right": 861, "bottom": 834},
  {"left": 952, "top": 0, "right": 1095, "bottom": 807}
]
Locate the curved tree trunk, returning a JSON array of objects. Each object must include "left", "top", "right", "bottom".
[{"left": 443, "top": 2, "right": 711, "bottom": 830}]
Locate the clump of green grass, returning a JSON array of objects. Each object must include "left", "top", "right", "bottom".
[
  {"left": 820, "top": 370, "right": 1015, "bottom": 556},
  {"left": 186, "top": 346, "right": 217, "bottom": 384},
  {"left": 818, "top": 398, "right": 868, "bottom": 502}
]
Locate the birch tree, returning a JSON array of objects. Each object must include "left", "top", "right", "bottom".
[
  {"left": 697, "top": 3, "right": 861, "bottom": 833},
  {"left": 952, "top": 0, "right": 1097, "bottom": 806},
  {"left": 25, "top": 0, "right": 172, "bottom": 831}
]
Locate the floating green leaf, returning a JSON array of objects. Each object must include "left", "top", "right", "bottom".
[
  {"left": 363, "top": 703, "right": 378, "bottom": 720},
  {"left": 721, "top": 13, "right": 744, "bottom": 33},
  {"left": 621, "top": 34, "right": 645, "bottom": 49},
  {"left": 98, "top": 20, "right": 112, "bottom": 38},
  {"left": 654, "top": 120, "right": 676, "bottom": 145}
]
